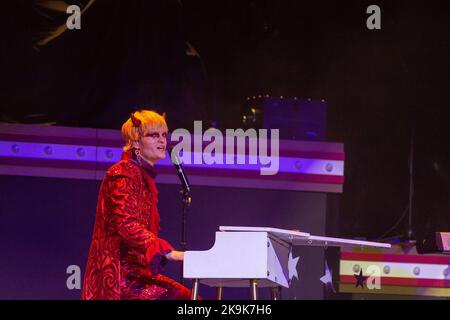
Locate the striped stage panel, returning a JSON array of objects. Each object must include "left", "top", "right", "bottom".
[
  {"left": 339, "top": 244, "right": 450, "bottom": 297},
  {"left": 0, "top": 123, "right": 345, "bottom": 193}
]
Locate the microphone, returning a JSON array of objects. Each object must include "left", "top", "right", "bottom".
[{"left": 168, "top": 146, "right": 191, "bottom": 193}]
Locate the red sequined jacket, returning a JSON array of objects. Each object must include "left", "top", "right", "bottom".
[{"left": 81, "top": 153, "right": 175, "bottom": 300}]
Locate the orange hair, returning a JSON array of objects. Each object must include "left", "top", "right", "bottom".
[{"left": 121, "top": 110, "right": 168, "bottom": 151}]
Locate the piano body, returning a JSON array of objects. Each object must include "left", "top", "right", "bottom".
[{"left": 183, "top": 226, "right": 391, "bottom": 300}]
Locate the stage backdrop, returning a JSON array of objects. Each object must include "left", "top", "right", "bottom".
[{"left": 0, "top": 123, "right": 344, "bottom": 299}]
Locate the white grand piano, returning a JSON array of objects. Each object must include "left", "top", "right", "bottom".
[{"left": 183, "top": 226, "right": 391, "bottom": 300}]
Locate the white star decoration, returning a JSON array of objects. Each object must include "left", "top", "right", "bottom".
[
  {"left": 288, "top": 250, "right": 300, "bottom": 281},
  {"left": 319, "top": 260, "right": 336, "bottom": 293},
  {"left": 444, "top": 266, "right": 450, "bottom": 280}
]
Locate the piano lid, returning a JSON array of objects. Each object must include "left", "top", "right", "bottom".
[{"left": 219, "top": 226, "right": 391, "bottom": 249}]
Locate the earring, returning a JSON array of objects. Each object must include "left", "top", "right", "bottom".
[{"left": 134, "top": 148, "right": 143, "bottom": 166}]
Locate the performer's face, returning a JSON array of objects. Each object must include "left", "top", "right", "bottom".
[{"left": 137, "top": 126, "right": 168, "bottom": 165}]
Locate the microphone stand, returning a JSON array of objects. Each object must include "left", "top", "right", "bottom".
[
  {"left": 168, "top": 146, "right": 192, "bottom": 285},
  {"left": 180, "top": 187, "right": 191, "bottom": 285}
]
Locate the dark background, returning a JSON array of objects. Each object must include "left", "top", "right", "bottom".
[{"left": 1, "top": 0, "right": 450, "bottom": 274}]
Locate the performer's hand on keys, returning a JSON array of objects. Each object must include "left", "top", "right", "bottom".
[{"left": 166, "top": 250, "right": 184, "bottom": 262}]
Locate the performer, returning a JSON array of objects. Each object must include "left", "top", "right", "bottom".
[{"left": 81, "top": 110, "right": 191, "bottom": 300}]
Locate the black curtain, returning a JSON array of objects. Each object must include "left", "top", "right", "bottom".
[{"left": 1, "top": 0, "right": 209, "bottom": 129}]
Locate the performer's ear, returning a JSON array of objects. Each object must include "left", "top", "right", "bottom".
[{"left": 131, "top": 140, "right": 140, "bottom": 149}]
